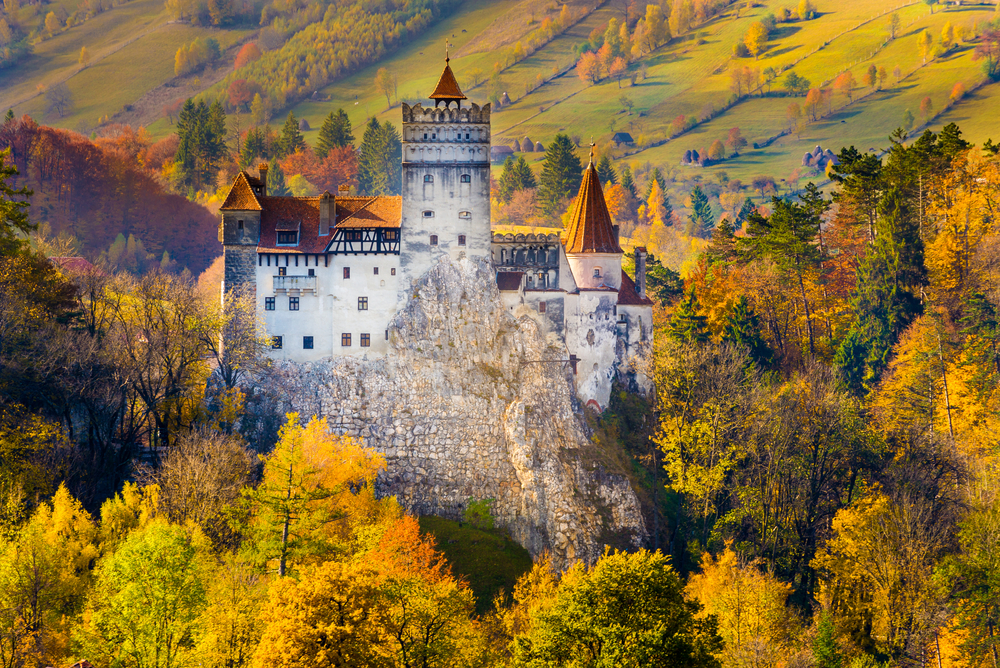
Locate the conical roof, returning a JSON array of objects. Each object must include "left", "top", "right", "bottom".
[
  {"left": 562, "top": 153, "right": 622, "bottom": 254},
  {"left": 429, "top": 56, "right": 466, "bottom": 101}
]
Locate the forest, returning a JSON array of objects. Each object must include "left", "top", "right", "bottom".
[{"left": 4, "top": 75, "right": 1000, "bottom": 666}]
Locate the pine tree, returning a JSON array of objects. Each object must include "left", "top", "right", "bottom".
[
  {"left": 685, "top": 186, "right": 714, "bottom": 237},
  {"left": 722, "top": 295, "right": 774, "bottom": 368},
  {"left": 498, "top": 157, "right": 518, "bottom": 204},
  {"left": 705, "top": 217, "right": 736, "bottom": 264},
  {"left": 175, "top": 99, "right": 227, "bottom": 190},
  {"left": 357, "top": 118, "right": 402, "bottom": 196},
  {"left": 596, "top": 155, "right": 618, "bottom": 185},
  {"left": 620, "top": 165, "right": 637, "bottom": 197},
  {"left": 645, "top": 255, "right": 685, "bottom": 305},
  {"left": 275, "top": 112, "right": 306, "bottom": 159},
  {"left": 813, "top": 612, "right": 842, "bottom": 668},
  {"left": 513, "top": 156, "right": 537, "bottom": 191},
  {"left": 668, "top": 288, "right": 709, "bottom": 344},
  {"left": 644, "top": 167, "right": 666, "bottom": 200},
  {"left": 734, "top": 197, "right": 755, "bottom": 228},
  {"left": 241, "top": 127, "right": 267, "bottom": 168},
  {"left": 538, "top": 134, "right": 583, "bottom": 217},
  {"left": 267, "top": 161, "right": 290, "bottom": 196},
  {"left": 314, "top": 109, "right": 353, "bottom": 159},
  {"left": 3, "top": 109, "right": 14, "bottom": 124}
]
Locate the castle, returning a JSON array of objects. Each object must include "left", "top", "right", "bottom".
[{"left": 219, "top": 58, "right": 653, "bottom": 409}]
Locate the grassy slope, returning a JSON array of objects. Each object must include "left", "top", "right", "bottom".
[{"left": 418, "top": 515, "right": 533, "bottom": 614}]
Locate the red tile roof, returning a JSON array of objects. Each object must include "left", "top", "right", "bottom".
[
  {"left": 220, "top": 172, "right": 263, "bottom": 211},
  {"left": 50, "top": 256, "right": 99, "bottom": 274},
  {"left": 617, "top": 270, "right": 653, "bottom": 306},
  {"left": 496, "top": 271, "right": 524, "bottom": 291},
  {"left": 562, "top": 160, "right": 622, "bottom": 255},
  {"left": 256, "top": 195, "right": 402, "bottom": 253},
  {"left": 429, "top": 59, "right": 467, "bottom": 100}
]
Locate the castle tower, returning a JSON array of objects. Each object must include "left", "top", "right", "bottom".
[
  {"left": 219, "top": 165, "right": 266, "bottom": 296},
  {"left": 399, "top": 53, "right": 491, "bottom": 283},
  {"left": 562, "top": 148, "right": 623, "bottom": 290}
]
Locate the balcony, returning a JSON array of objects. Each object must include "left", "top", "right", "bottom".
[{"left": 273, "top": 275, "right": 317, "bottom": 293}]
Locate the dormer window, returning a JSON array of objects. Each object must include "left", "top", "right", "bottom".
[
  {"left": 461, "top": 174, "right": 471, "bottom": 183},
  {"left": 276, "top": 221, "right": 300, "bottom": 246},
  {"left": 424, "top": 175, "right": 434, "bottom": 183}
]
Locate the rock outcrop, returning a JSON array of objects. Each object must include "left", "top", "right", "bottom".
[{"left": 264, "top": 256, "right": 646, "bottom": 566}]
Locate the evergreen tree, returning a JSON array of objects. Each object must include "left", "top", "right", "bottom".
[
  {"left": 314, "top": 109, "right": 353, "bottom": 159},
  {"left": 498, "top": 157, "right": 518, "bottom": 204},
  {"left": 685, "top": 186, "right": 714, "bottom": 237},
  {"left": 722, "top": 295, "right": 774, "bottom": 369},
  {"left": 275, "top": 112, "right": 306, "bottom": 159},
  {"left": 644, "top": 167, "right": 667, "bottom": 201},
  {"left": 4, "top": 109, "right": 14, "bottom": 124},
  {"left": 241, "top": 127, "right": 267, "bottom": 168},
  {"left": 705, "top": 217, "right": 736, "bottom": 264},
  {"left": 645, "top": 255, "right": 685, "bottom": 305},
  {"left": 668, "top": 288, "right": 709, "bottom": 344},
  {"left": 538, "top": 134, "right": 583, "bottom": 217},
  {"left": 740, "top": 197, "right": 824, "bottom": 354},
  {"left": 357, "top": 118, "right": 402, "bottom": 196},
  {"left": 620, "top": 165, "right": 637, "bottom": 197},
  {"left": 596, "top": 155, "right": 618, "bottom": 185},
  {"left": 513, "top": 156, "right": 537, "bottom": 191},
  {"left": 175, "top": 98, "right": 227, "bottom": 189},
  {"left": 813, "top": 612, "right": 842, "bottom": 668},
  {"left": 734, "top": 197, "right": 755, "bottom": 228},
  {"left": 267, "top": 161, "right": 290, "bottom": 196}
]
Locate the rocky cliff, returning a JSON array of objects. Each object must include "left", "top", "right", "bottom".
[{"left": 265, "top": 256, "right": 646, "bottom": 566}]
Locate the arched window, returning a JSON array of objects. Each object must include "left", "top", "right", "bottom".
[
  {"left": 460, "top": 174, "right": 471, "bottom": 183},
  {"left": 424, "top": 175, "right": 434, "bottom": 183}
]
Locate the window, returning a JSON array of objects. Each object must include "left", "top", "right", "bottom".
[
  {"left": 237, "top": 219, "right": 244, "bottom": 230},
  {"left": 271, "top": 336, "right": 282, "bottom": 349},
  {"left": 391, "top": 268, "right": 396, "bottom": 276},
  {"left": 360, "top": 333, "right": 370, "bottom": 347},
  {"left": 432, "top": 133, "right": 436, "bottom": 139},
  {"left": 460, "top": 174, "right": 471, "bottom": 183},
  {"left": 593, "top": 268, "right": 602, "bottom": 278},
  {"left": 539, "top": 301, "right": 547, "bottom": 313},
  {"left": 384, "top": 230, "right": 398, "bottom": 240},
  {"left": 265, "top": 297, "right": 275, "bottom": 311},
  {"left": 424, "top": 175, "right": 434, "bottom": 183},
  {"left": 459, "top": 211, "right": 471, "bottom": 219},
  {"left": 289, "top": 297, "right": 299, "bottom": 311},
  {"left": 385, "top": 329, "right": 389, "bottom": 340},
  {"left": 423, "top": 133, "right": 428, "bottom": 139},
  {"left": 303, "top": 336, "right": 314, "bottom": 349},
  {"left": 341, "top": 333, "right": 351, "bottom": 346},
  {"left": 277, "top": 231, "right": 298, "bottom": 245},
  {"left": 343, "top": 267, "right": 350, "bottom": 279},
  {"left": 458, "top": 235, "right": 466, "bottom": 246},
  {"left": 278, "top": 267, "right": 287, "bottom": 276},
  {"left": 430, "top": 235, "right": 438, "bottom": 246},
  {"left": 422, "top": 210, "right": 434, "bottom": 218},
  {"left": 465, "top": 133, "right": 470, "bottom": 140},
  {"left": 308, "top": 268, "right": 315, "bottom": 277},
  {"left": 374, "top": 267, "right": 379, "bottom": 275},
  {"left": 358, "top": 297, "right": 368, "bottom": 310}
]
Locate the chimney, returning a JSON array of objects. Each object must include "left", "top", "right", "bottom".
[
  {"left": 613, "top": 224, "right": 620, "bottom": 244},
  {"left": 338, "top": 183, "right": 351, "bottom": 197},
  {"left": 258, "top": 163, "right": 269, "bottom": 196},
  {"left": 319, "top": 191, "right": 332, "bottom": 235},
  {"left": 635, "top": 247, "right": 647, "bottom": 299}
]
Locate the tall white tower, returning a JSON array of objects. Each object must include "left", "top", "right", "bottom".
[{"left": 399, "top": 54, "right": 491, "bottom": 284}]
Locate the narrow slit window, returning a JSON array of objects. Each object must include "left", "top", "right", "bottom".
[
  {"left": 343, "top": 267, "right": 350, "bottom": 279},
  {"left": 391, "top": 268, "right": 396, "bottom": 276},
  {"left": 374, "top": 267, "right": 379, "bottom": 275}
]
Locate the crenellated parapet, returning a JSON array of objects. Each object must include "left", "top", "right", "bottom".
[{"left": 402, "top": 102, "right": 491, "bottom": 124}]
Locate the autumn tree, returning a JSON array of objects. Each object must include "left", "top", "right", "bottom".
[
  {"left": 511, "top": 549, "right": 723, "bottom": 667},
  {"left": 233, "top": 42, "right": 261, "bottom": 70},
  {"left": 246, "top": 414, "right": 389, "bottom": 576},
  {"left": 834, "top": 70, "right": 856, "bottom": 102},
  {"left": 973, "top": 27, "right": 1000, "bottom": 80},
  {"left": 920, "top": 29, "right": 934, "bottom": 63},
  {"left": 726, "top": 127, "right": 747, "bottom": 154},
  {"left": 863, "top": 64, "right": 878, "bottom": 91},
  {"left": 576, "top": 51, "right": 602, "bottom": 84},
  {"left": 920, "top": 95, "right": 933, "bottom": 123},
  {"left": 79, "top": 46, "right": 91, "bottom": 67},
  {"left": 374, "top": 67, "right": 395, "bottom": 108},
  {"left": 887, "top": 12, "right": 900, "bottom": 39},
  {"left": 744, "top": 21, "right": 769, "bottom": 60}
]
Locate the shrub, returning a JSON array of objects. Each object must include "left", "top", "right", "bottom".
[{"left": 463, "top": 498, "right": 495, "bottom": 530}]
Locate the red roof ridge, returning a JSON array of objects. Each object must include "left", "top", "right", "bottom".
[
  {"left": 562, "top": 159, "right": 622, "bottom": 254},
  {"left": 335, "top": 196, "right": 378, "bottom": 226}
]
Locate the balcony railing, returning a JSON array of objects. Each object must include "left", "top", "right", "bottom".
[{"left": 272, "top": 275, "right": 317, "bottom": 293}]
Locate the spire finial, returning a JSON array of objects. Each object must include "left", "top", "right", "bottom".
[
  {"left": 445, "top": 41, "right": 450, "bottom": 64},
  {"left": 589, "top": 137, "right": 595, "bottom": 164}
]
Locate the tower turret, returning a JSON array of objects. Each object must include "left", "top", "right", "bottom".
[
  {"left": 563, "top": 146, "right": 623, "bottom": 290},
  {"left": 399, "top": 53, "right": 491, "bottom": 283}
]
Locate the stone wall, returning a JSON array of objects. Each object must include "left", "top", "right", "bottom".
[{"left": 264, "top": 256, "right": 646, "bottom": 567}]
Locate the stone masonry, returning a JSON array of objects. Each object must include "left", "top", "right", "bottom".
[{"left": 266, "top": 255, "right": 647, "bottom": 566}]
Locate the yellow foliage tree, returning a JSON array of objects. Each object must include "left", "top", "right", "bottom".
[
  {"left": 744, "top": 21, "right": 769, "bottom": 60},
  {"left": 686, "top": 545, "right": 794, "bottom": 668}
]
